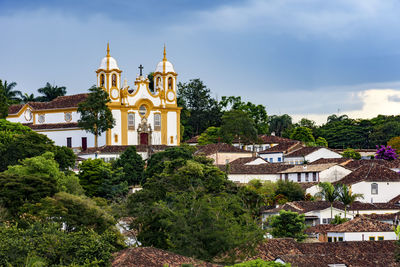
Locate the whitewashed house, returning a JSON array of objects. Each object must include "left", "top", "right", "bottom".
[
  {"left": 258, "top": 141, "right": 303, "bottom": 163},
  {"left": 326, "top": 216, "right": 396, "bottom": 242},
  {"left": 284, "top": 147, "right": 342, "bottom": 165},
  {"left": 336, "top": 163, "right": 400, "bottom": 203},
  {"left": 194, "top": 143, "right": 253, "bottom": 165}
]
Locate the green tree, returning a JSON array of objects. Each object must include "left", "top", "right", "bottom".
[
  {"left": 0, "top": 173, "right": 57, "bottom": 217},
  {"left": 37, "top": 82, "right": 66, "bottom": 102},
  {"left": 268, "top": 114, "right": 293, "bottom": 137},
  {"left": 298, "top": 118, "right": 316, "bottom": 129},
  {"left": 147, "top": 72, "right": 154, "bottom": 91},
  {"left": 112, "top": 146, "right": 145, "bottom": 185},
  {"left": 78, "top": 158, "right": 128, "bottom": 199},
  {"left": 53, "top": 146, "right": 76, "bottom": 171},
  {"left": 290, "top": 127, "right": 315, "bottom": 143},
  {"left": 23, "top": 192, "right": 115, "bottom": 234},
  {"left": 0, "top": 80, "right": 22, "bottom": 103},
  {"left": 275, "top": 180, "right": 305, "bottom": 202},
  {"left": 221, "top": 110, "right": 258, "bottom": 145},
  {"left": 315, "top": 137, "right": 328, "bottom": 147},
  {"left": 0, "top": 84, "right": 8, "bottom": 119},
  {"left": 341, "top": 148, "right": 361, "bottom": 160},
  {"left": 316, "top": 182, "right": 340, "bottom": 220},
  {"left": 198, "top": 126, "right": 221, "bottom": 145},
  {"left": 269, "top": 210, "right": 307, "bottom": 241},
  {"left": 337, "top": 184, "right": 363, "bottom": 217},
  {"left": 4, "top": 152, "right": 83, "bottom": 195},
  {"left": 78, "top": 86, "right": 115, "bottom": 148},
  {"left": 177, "top": 79, "right": 222, "bottom": 139},
  {"left": 388, "top": 136, "right": 400, "bottom": 154},
  {"left": 330, "top": 214, "right": 349, "bottom": 225},
  {"left": 19, "top": 93, "right": 38, "bottom": 103},
  {"left": 226, "top": 259, "right": 289, "bottom": 267}
]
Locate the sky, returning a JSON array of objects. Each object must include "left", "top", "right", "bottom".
[{"left": 1, "top": 0, "right": 400, "bottom": 125}]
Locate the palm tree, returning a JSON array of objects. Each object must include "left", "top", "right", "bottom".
[
  {"left": 37, "top": 82, "right": 67, "bottom": 102},
  {"left": 268, "top": 114, "right": 293, "bottom": 137},
  {"left": 0, "top": 80, "right": 22, "bottom": 103},
  {"left": 19, "top": 93, "right": 38, "bottom": 103},
  {"left": 337, "top": 184, "right": 363, "bottom": 217},
  {"left": 316, "top": 182, "right": 340, "bottom": 220}
]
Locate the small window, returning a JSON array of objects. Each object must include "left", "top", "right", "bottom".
[
  {"left": 378, "top": 236, "right": 384, "bottom": 241},
  {"left": 67, "top": 137, "right": 72, "bottom": 148},
  {"left": 168, "top": 77, "right": 173, "bottom": 89},
  {"left": 285, "top": 173, "right": 289, "bottom": 181},
  {"left": 269, "top": 158, "right": 273, "bottom": 163},
  {"left": 278, "top": 157, "right": 281, "bottom": 162},
  {"left": 100, "top": 74, "right": 105, "bottom": 87},
  {"left": 313, "top": 172, "right": 317, "bottom": 181},
  {"left": 38, "top": 114, "right": 45, "bottom": 123},
  {"left": 114, "top": 134, "right": 118, "bottom": 143},
  {"left": 139, "top": 105, "right": 147, "bottom": 117},
  {"left": 338, "top": 237, "right": 343, "bottom": 241},
  {"left": 371, "top": 183, "right": 378, "bottom": 195},
  {"left": 225, "top": 159, "right": 229, "bottom": 164},
  {"left": 112, "top": 74, "right": 117, "bottom": 87},
  {"left": 154, "top": 113, "right": 161, "bottom": 131},
  {"left": 328, "top": 237, "right": 332, "bottom": 242},
  {"left": 297, "top": 173, "right": 301, "bottom": 182},
  {"left": 334, "top": 237, "right": 337, "bottom": 242},
  {"left": 369, "top": 236, "right": 375, "bottom": 241},
  {"left": 81, "top": 137, "right": 87, "bottom": 151},
  {"left": 323, "top": 218, "right": 327, "bottom": 224},
  {"left": 128, "top": 113, "right": 135, "bottom": 130},
  {"left": 305, "top": 173, "right": 309, "bottom": 182}
]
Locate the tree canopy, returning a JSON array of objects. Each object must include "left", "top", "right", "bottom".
[
  {"left": 112, "top": 146, "right": 145, "bottom": 185},
  {"left": 37, "top": 82, "right": 67, "bottom": 102},
  {"left": 268, "top": 210, "right": 307, "bottom": 241}
]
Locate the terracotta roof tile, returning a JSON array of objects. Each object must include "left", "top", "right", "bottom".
[
  {"left": 225, "top": 162, "right": 293, "bottom": 175},
  {"left": 310, "top": 158, "right": 353, "bottom": 165},
  {"left": 7, "top": 104, "right": 24, "bottom": 114},
  {"left": 262, "top": 201, "right": 345, "bottom": 214},
  {"left": 362, "top": 212, "right": 400, "bottom": 221},
  {"left": 24, "top": 122, "right": 79, "bottom": 130},
  {"left": 348, "top": 202, "right": 400, "bottom": 211},
  {"left": 112, "top": 247, "right": 219, "bottom": 267},
  {"left": 389, "top": 194, "right": 400, "bottom": 205},
  {"left": 284, "top": 146, "right": 325, "bottom": 157},
  {"left": 258, "top": 135, "right": 297, "bottom": 144},
  {"left": 186, "top": 135, "right": 200, "bottom": 144},
  {"left": 279, "top": 163, "right": 337, "bottom": 173},
  {"left": 259, "top": 141, "right": 302, "bottom": 153},
  {"left": 343, "top": 159, "right": 400, "bottom": 170},
  {"left": 336, "top": 164, "right": 400, "bottom": 185},
  {"left": 194, "top": 143, "right": 252, "bottom": 156},
  {"left": 304, "top": 224, "right": 335, "bottom": 234},
  {"left": 327, "top": 216, "right": 394, "bottom": 232},
  {"left": 228, "top": 157, "right": 268, "bottom": 165}
]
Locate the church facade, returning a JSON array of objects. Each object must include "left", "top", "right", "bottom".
[{"left": 7, "top": 44, "right": 181, "bottom": 150}]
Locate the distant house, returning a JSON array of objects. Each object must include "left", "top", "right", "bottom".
[
  {"left": 343, "top": 159, "right": 400, "bottom": 172},
  {"left": 361, "top": 212, "right": 400, "bottom": 226},
  {"left": 194, "top": 143, "right": 253, "bottom": 165},
  {"left": 222, "top": 157, "right": 293, "bottom": 183},
  {"left": 261, "top": 201, "right": 351, "bottom": 226},
  {"left": 326, "top": 216, "right": 396, "bottom": 242},
  {"left": 185, "top": 135, "right": 200, "bottom": 146},
  {"left": 278, "top": 163, "right": 352, "bottom": 183},
  {"left": 336, "top": 163, "right": 400, "bottom": 203},
  {"left": 258, "top": 141, "right": 303, "bottom": 163},
  {"left": 234, "top": 135, "right": 299, "bottom": 152},
  {"left": 304, "top": 224, "right": 335, "bottom": 242},
  {"left": 284, "top": 147, "right": 342, "bottom": 165}
]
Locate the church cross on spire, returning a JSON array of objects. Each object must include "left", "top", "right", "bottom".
[
  {"left": 107, "top": 42, "right": 110, "bottom": 57},
  {"left": 163, "top": 44, "right": 167, "bottom": 62},
  {"left": 138, "top": 64, "right": 144, "bottom": 76}
]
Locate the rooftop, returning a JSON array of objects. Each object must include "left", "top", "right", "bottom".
[
  {"left": 336, "top": 163, "right": 400, "bottom": 185},
  {"left": 284, "top": 146, "right": 325, "bottom": 158},
  {"left": 327, "top": 216, "right": 394, "bottom": 232},
  {"left": 259, "top": 141, "right": 302, "bottom": 154},
  {"left": 194, "top": 143, "right": 252, "bottom": 156},
  {"left": 279, "top": 163, "right": 338, "bottom": 173}
]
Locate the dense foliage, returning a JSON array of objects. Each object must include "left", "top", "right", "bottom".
[
  {"left": 112, "top": 146, "right": 145, "bottom": 185},
  {"left": 341, "top": 148, "right": 361, "bottom": 160},
  {"left": 375, "top": 145, "right": 398, "bottom": 160},
  {"left": 268, "top": 210, "right": 307, "bottom": 241}
]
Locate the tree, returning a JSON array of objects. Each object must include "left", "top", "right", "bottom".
[
  {"left": 147, "top": 72, "right": 154, "bottom": 91},
  {"left": 275, "top": 180, "right": 305, "bottom": 202},
  {"left": 220, "top": 110, "right": 258, "bottom": 145},
  {"left": 78, "top": 86, "right": 115, "bottom": 148},
  {"left": 177, "top": 79, "right": 222, "bottom": 139},
  {"left": 330, "top": 214, "right": 349, "bottom": 225},
  {"left": 337, "top": 184, "right": 363, "bottom": 217},
  {"left": 268, "top": 114, "right": 293, "bottom": 137},
  {"left": 226, "top": 259, "right": 289, "bottom": 267},
  {"left": 388, "top": 136, "right": 400, "bottom": 154},
  {"left": 112, "top": 146, "right": 145, "bottom": 185},
  {"left": 341, "top": 148, "right": 361, "bottom": 160},
  {"left": 19, "top": 93, "right": 38, "bottom": 103},
  {"left": 197, "top": 126, "right": 221, "bottom": 145},
  {"left": 53, "top": 146, "right": 76, "bottom": 171},
  {"left": 37, "top": 82, "right": 66, "bottom": 102},
  {"left": 298, "top": 118, "right": 316, "bottom": 129},
  {"left": 315, "top": 137, "right": 328, "bottom": 147},
  {"left": 78, "top": 158, "right": 128, "bottom": 199},
  {"left": 316, "top": 182, "right": 340, "bottom": 220},
  {"left": 290, "top": 127, "right": 315, "bottom": 143},
  {"left": 375, "top": 145, "right": 398, "bottom": 160},
  {"left": 0, "top": 80, "right": 21, "bottom": 103},
  {"left": 0, "top": 83, "right": 8, "bottom": 119},
  {"left": 268, "top": 210, "right": 307, "bottom": 241}
]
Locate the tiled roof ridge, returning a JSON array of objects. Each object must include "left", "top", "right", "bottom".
[{"left": 328, "top": 216, "right": 394, "bottom": 233}]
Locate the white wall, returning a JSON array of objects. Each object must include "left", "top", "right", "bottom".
[
  {"left": 37, "top": 129, "right": 106, "bottom": 148},
  {"left": 111, "top": 109, "right": 122, "bottom": 145},
  {"left": 351, "top": 181, "right": 400, "bottom": 203},
  {"left": 167, "top": 111, "right": 177, "bottom": 145},
  {"left": 285, "top": 172, "right": 319, "bottom": 183},
  {"left": 259, "top": 152, "right": 284, "bottom": 163},
  {"left": 320, "top": 166, "right": 352, "bottom": 183},
  {"left": 227, "top": 174, "right": 281, "bottom": 184},
  {"left": 284, "top": 156, "right": 304, "bottom": 165},
  {"left": 306, "top": 207, "right": 353, "bottom": 225},
  {"left": 328, "top": 231, "right": 396, "bottom": 241},
  {"left": 306, "top": 148, "right": 342, "bottom": 162}
]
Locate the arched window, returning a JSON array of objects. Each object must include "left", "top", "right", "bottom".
[
  {"left": 112, "top": 74, "right": 117, "bottom": 87},
  {"left": 371, "top": 183, "right": 378, "bottom": 195},
  {"left": 128, "top": 113, "right": 135, "bottom": 130},
  {"left": 139, "top": 105, "right": 147, "bottom": 117},
  {"left": 100, "top": 74, "right": 105, "bottom": 87},
  {"left": 156, "top": 77, "right": 161, "bottom": 88},
  {"left": 168, "top": 77, "right": 173, "bottom": 90},
  {"left": 154, "top": 113, "right": 161, "bottom": 131}
]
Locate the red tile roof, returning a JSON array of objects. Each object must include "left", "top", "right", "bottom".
[
  {"left": 262, "top": 201, "right": 345, "bottom": 214},
  {"left": 310, "top": 158, "right": 353, "bottom": 165},
  {"left": 24, "top": 122, "right": 79, "bottom": 130},
  {"left": 362, "top": 212, "right": 400, "bottom": 221},
  {"left": 304, "top": 224, "right": 335, "bottom": 235},
  {"left": 228, "top": 157, "right": 268, "bottom": 165},
  {"left": 343, "top": 159, "right": 400, "bottom": 170},
  {"left": 194, "top": 143, "right": 252, "bottom": 156},
  {"left": 258, "top": 141, "right": 302, "bottom": 153},
  {"left": 112, "top": 247, "right": 219, "bottom": 267},
  {"left": 258, "top": 135, "right": 296, "bottom": 144},
  {"left": 284, "top": 146, "right": 325, "bottom": 157},
  {"left": 7, "top": 104, "right": 24, "bottom": 114},
  {"left": 327, "top": 216, "right": 394, "bottom": 232},
  {"left": 185, "top": 135, "right": 200, "bottom": 144},
  {"left": 336, "top": 164, "right": 400, "bottom": 185},
  {"left": 389, "top": 194, "right": 400, "bottom": 205}
]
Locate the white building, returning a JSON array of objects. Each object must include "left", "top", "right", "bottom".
[
  {"left": 258, "top": 141, "right": 302, "bottom": 163},
  {"left": 7, "top": 44, "right": 181, "bottom": 151},
  {"left": 279, "top": 163, "right": 352, "bottom": 183},
  {"left": 326, "top": 216, "right": 397, "bottom": 242},
  {"left": 284, "top": 147, "right": 342, "bottom": 165}
]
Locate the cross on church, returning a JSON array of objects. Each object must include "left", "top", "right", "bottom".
[{"left": 138, "top": 64, "right": 144, "bottom": 76}]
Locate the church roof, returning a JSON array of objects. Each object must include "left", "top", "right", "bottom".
[
  {"left": 155, "top": 60, "right": 175, "bottom": 73},
  {"left": 24, "top": 122, "right": 79, "bottom": 130},
  {"left": 99, "top": 56, "right": 119, "bottom": 70}
]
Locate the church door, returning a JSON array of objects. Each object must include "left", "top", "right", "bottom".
[{"left": 140, "top": 133, "right": 148, "bottom": 145}]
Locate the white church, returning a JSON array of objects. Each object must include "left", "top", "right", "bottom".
[{"left": 7, "top": 44, "right": 181, "bottom": 153}]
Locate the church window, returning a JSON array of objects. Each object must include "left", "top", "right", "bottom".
[
  {"left": 65, "top": 112, "right": 72, "bottom": 122},
  {"left": 168, "top": 77, "right": 173, "bottom": 89},
  {"left": 67, "top": 137, "right": 72, "bottom": 148},
  {"left": 112, "top": 74, "right": 117, "bottom": 87},
  {"left": 128, "top": 113, "right": 135, "bottom": 130},
  {"left": 139, "top": 105, "right": 147, "bottom": 117},
  {"left": 154, "top": 113, "right": 161, "bottom": 131},
  {"left": 38, "top": 114, "right": 45, "bottom": 123},
  {"left": 371, "top": 183, "right": 378, "bottom": 195},
  {"left": 156, "top": 77, "right": 161, "bottom": 87},
  {"left": 100, "top": 74, "right": 105, "bottom": 87},
  {"left": 114, "top": 134, "right": 118, "bottom": 143}
]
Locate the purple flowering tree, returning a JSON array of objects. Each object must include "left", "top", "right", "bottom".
[{"left": 375, "top": 145, "right": 398, "bottom": 160}]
